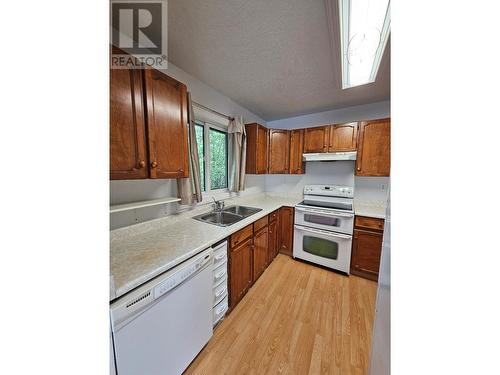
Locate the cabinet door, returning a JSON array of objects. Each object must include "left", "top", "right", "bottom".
[
  {"left": 268, "top": 220, "right": 278, "bottom": 264},
  {"left": 279, "top": 207, "right": 294, "bottom": 256},
  {"left": 304, "top": 126, "right": 329, "bottom": 153},
  {"left": 256, "top": 125, "right": 268, "bottom": 174},
  {"left": 229, "top": 238, "right": 253, "bottom": 309},
  {"left": 253, "top": 226, "right": 269, "bottom": 282},
  {"left": 110, "top": 67, "right": 148, "bottom": 179},
  {"left": 268, "top": 129, "right": 290, "bottom": 174},
  {"left": 245, "top": 123, "right": 268, "bottom": 174},
  {"left": 351, "top": 229, "right": 383, "bottom": 281},
  {"left": 289, "top": 129, "right": 305, "bottom": 174},
  {"left": 329, "top": 123, "right": 358, "bottom": 152},
  {"left": 144, "top": 68, "right": 189, "bottom": 179},
  {"left": 356, "top": 118, "right": 390, "bottom": 176}
]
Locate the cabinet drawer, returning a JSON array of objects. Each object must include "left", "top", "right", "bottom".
[
  {"left": 254, "top": 215, "right": 268, "bottom": 232},
  {"left": 213, "top": 281, "right": 228, "bottom": 307},
  {"left": 269, "top": 210, "right": 278, "bottom": 223},
  {"left": 213, "top": 296, "right": 229, "bottom": 325},
  {"left": 355, "top": 216, "right": 384, "bottom": 231},
  {"left": 213, "top": 262, "right": 227, "bottom": 288},
  {"left": 231, "top": 224, "right": 253, "bottom": 248},
  {"left": 213, "top": 245, "right": 228, "bottom": 269}
]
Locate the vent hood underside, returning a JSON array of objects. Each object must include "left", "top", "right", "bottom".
[{"left": 302, "top": 151, "right": 357, "bottom": 162}]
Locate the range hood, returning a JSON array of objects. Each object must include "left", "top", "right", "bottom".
[{"left": 302, "top": 151, "right": 357, "bottom": 162}]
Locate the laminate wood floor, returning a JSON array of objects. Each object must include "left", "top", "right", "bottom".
[{"left": 185, "top": 254, "right": 378, "bottom": 375}]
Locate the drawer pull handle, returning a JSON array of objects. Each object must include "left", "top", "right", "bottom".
[
  {"left": 215, "top": 287, "right": 227, "bottom": 298},
  {"left": 216, "top": 304, "right": 228, "bottom": 315},
  {"left": 215, "top": 270, "right": 226, "bottom": 279},
  {"left": 215, "top": 253, "right": 226, "bottom": 261}
]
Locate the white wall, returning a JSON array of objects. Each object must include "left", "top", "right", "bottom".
[
  {"left": 264, "top": 161, "right": 355, "bottom": 195},
  {"left": 110, "top": 63, "right": 267, "bottom": 230},
  {"left": 266, "top": 100, "right": 390, "bottom": 129},
  {"left": 354, "top": 176, "right": 390, "bottom": 205}
]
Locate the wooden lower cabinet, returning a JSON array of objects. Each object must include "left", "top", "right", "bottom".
[
  {"left": 253, "top": 226, "right": 269, "bottom": 281},
  {"left": 229, "top": 237, "right": 253, "bottom": 309},
  {"left": 278, "top": 207, "right": 294, "bottom": 256},
  {"left": 228, "top": 212, "right": 284, "bottom": 311},
  {"left": 350, "top": 216, "right": 385, "bottom": 281},
  {"left": 268, "top": 219, "right": 278, "bottom": 263}
]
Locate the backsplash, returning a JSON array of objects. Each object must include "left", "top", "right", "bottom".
[
  {"left": 110, "top": 166, "right": 388, "bottom": 230},
  {"left": 354, "top": 176, "right": 390, "bottom": 205},
  {"left": 110, "top": 176, "right": 266, "bottom": 230},
  {"left": 264, "top": 161, "right": 356, "bottom": 194}
]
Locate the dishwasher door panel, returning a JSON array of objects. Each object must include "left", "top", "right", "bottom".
[{"left": 113, "top": 263, "right": 213, "bottom": 375}]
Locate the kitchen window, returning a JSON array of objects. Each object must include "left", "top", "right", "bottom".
[{"left": 195, "top": 121, "right": 229, "bottom": 192}]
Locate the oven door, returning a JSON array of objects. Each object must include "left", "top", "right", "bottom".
[
  {"left": 295, "top": 205, "right": 354, "bottom": 234},
  {"left": 293, "top": 224, "right": 352, "bottom": 273}
]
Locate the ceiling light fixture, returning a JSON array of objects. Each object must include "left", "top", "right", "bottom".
[{"left": 339, "top": 0, "right": 391, "bottom": 89}]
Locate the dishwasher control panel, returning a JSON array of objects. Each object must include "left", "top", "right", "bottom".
[{"left": 154, "top": 253, "right": 212, "bottom": 299}]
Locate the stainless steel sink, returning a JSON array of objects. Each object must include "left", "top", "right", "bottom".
[
  {"left": 223, "top": 205, "right": 262, "bottom": 217},
  {"left": 193, "top": 205, "right": 262, "bottom": 227}
]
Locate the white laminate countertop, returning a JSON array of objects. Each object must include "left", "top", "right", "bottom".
[
  {"left": 110, "top": 193, "right": 302, "bottom": 301},
  {"left": 354, "top": 200, "right": 387, "bottom": 219}
]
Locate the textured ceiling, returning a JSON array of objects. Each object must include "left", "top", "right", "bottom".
[{"left": 168, "top": 0, "right": 390, "bottom": 121}]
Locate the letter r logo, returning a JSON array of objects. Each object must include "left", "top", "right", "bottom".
[{"left": 111, "top": 2, "right": 163, "bottom": 54}]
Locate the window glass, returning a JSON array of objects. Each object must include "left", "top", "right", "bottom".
[
  {"left": 304, "top": 214, "right": 340, "bottom": 227},
  {"left": 303, "top": 236, "right": 339, "bottom": 259},
  {"left": 209, "top": 128, "right": 228, "bottom": 190},
  {"left": 194, "top": 124, "right": 205, "bottom": 191}
]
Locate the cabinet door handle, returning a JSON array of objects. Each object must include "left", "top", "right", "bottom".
[
  {"left": 151, "top": 161, "right": 158, "bottom": 168},
  {"left": 138, "top": 160, "right": 146, "bottom": 168}
]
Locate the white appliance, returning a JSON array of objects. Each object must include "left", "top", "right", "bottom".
[
  {"left": 302, "top": 151, "right": 357, "bottom": 162},
  {"left": 110, "top": 248, "right": 213, "bottom": 375},
  {"left": 212, "top": 241, "right": 229, "bottom": 326},
  {"left": 294, "top": 184, "right": 354, "bottom": 273}
]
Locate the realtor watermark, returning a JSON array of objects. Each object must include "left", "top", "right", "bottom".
[{"left": 110, "top": 0, "right": 167, "bottom": 69}]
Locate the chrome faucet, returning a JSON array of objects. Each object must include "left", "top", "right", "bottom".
[{"left": 212, "top": 197, "right": 225, "bottom": 212}]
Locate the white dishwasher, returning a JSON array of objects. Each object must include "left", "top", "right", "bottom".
[{"left": 110, "top": 248, "right": 213, "bottom": 375}]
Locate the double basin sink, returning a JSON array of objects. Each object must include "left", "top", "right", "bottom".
[{"left": 193, "top": 205, "right": 263, "bottom": 227}]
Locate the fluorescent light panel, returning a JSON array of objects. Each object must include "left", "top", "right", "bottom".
[{"left": 339, "top": 0, "right": 391, "bottom": 89}]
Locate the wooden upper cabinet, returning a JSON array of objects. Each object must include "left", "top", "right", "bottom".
[
  {"left": 304, "top": 126, "right": 330, "bottom": 153},
  {"left": 356, "top": 118, "right": 390, "bottom": 176},
  {"left": 245, "top": 123, "right": 268, "bottom": 174},
  {"left": 110, "top": 67, "right": 148, "bottom": 179},
  {"left": 268, "top": 129, "right": 290, "bottom": 174},
  {"left": 289, "top": 129, "right": 305, "bottom": 174},
  {"left": 144, "top": 68, "right": 189, "bottom": 179},
  {"left": 329, "top": 122, "right": 358, "bottom": 152}
]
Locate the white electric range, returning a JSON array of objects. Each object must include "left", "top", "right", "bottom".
[{"left": 293, "top": 184, "right": 354, "bottom": 273}]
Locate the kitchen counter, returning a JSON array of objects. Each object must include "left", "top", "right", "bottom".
[
  {"left": 354, "top": 200, "right": 387, "bottom": 219},
  {"left": 110, "top": 193, "right": 302, "bottom": 301}
]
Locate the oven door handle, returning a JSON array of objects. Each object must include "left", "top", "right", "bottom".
[
  {"left": 294, "top": 225, "right": 352, "bottom": 239},
  {"left": 295, "top": 207, "right": 354, "bottom": 218}
]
